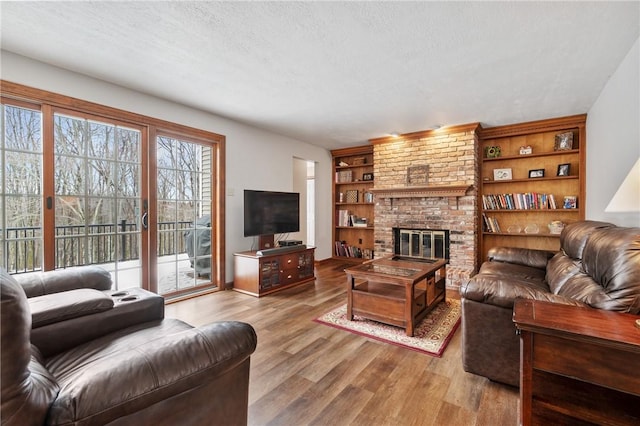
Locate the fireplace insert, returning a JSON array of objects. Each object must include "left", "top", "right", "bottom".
[{"left": 393, "top": 228, "right": 450, "bottom": 260}]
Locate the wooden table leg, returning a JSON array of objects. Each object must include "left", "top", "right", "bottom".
[
  {"left": 346, "top": 273, "right": 354, "bottom": 320},
  {"left": 405, "top": 282, "right": 414, "bottom": 336}
]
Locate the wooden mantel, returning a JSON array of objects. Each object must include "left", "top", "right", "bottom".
[{"left": 370, "top": 185, "right": 472, "bottom": 199}]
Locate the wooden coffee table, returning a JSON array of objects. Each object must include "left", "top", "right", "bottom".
[{"left": 345, "top": 256, "right": 447, "bottom": 336}]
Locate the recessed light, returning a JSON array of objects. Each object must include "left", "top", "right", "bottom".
[{"left": 389, "top": 132, "right": 400, "bottom": 137}]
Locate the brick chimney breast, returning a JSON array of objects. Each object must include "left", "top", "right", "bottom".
[{"left": 371, "top": 124, "right": 481, "bottom": 291}]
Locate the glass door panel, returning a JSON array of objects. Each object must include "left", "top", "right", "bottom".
[
  {"left": 1, "top": 104, "right": 43, "bottom": 273},
  {"left": 53, "top": 113, "right": 143, "bottom": 289},
  {"left": 156, "top": 135, "right": 214, "bottom": 296}
]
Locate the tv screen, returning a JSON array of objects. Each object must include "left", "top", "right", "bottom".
[{"left": 244, "top": 190, "right": 300, "bottom": 237}]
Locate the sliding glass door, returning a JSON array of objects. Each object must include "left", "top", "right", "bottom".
[
  {"left": 2, "top": 84, "right": 224, "bottom": 297},
  {"left": 52, "top": 111, "right": 146, "bottom": 288},
  {"left": 155, "top": 134, "right": 215, "bottom": 295}
]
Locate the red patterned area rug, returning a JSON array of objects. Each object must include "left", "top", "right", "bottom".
[{"left": 314, "top": 299, "right": 461, "bottom": 357}]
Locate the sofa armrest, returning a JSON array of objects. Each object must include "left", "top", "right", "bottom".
[
  {"left": 33, "top": 288, "right": 164, "bottom": 357},
  {"left": 487, "top": 246, "right": 555, "bottom": 270},
  {"left": 15, "top": 267, "right": 112, "bottom": 298},
  {"left": 47, "top": 320, "right": 257, "bottom": 425}
]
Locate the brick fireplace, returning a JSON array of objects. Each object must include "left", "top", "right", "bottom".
[{"left": 370, "top": 123, "right": 480, "bottom": 291}]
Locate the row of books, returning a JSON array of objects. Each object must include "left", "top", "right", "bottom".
[
  {"left": 335, "top": 170, "right": 353, "bottom": 183},
  {"left": 334, "top": 241, "right": 374, "bottom": 259},
  {"left": 482, "top": 214, "right": 502, "bottom": 233},
  {"left": 482, "top": 193, "right": 559, "bottom": 210},
  {"left": 336, "top": 210, "right": 369, "bottom": 227}
]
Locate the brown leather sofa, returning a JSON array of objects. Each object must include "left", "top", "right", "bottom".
[
  {"left": 1, "top": 267, "right": 258, "bottom": 425},
  {"left": 460, "top": 221, "right": 640, "bottom": 386}
]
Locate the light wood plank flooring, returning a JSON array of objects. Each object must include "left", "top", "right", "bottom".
[{"left": 166, "top": 260, "right": 519, "bottom": 425}]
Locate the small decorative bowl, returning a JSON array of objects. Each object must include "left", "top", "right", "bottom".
[
  {"left": 548, "top": 221, "right": 565, "bottom": 235},
  {"left": 507, "top": 225, "right": 522, "bottom": 233},
  {"left": 524, "top": 224, "right": 539, "bottom": 234}
]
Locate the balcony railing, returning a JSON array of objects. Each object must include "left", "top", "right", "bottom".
[{"left": 4, "top": 221, "right": 192, "bottom": 274}]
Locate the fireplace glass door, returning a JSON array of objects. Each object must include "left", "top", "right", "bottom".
[{"left": 396, "top": 229, "right": 449, "bottom": 259}]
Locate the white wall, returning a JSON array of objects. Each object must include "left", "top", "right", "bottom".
[
  {"left": 0, "top": 51, "right": 334, "bottom": 283},
  {"left": 290, "top": 157, "right": 308, "bottom": 244},
  {"left": 586, "top": 37, "right": 640, "bottom": 227}
]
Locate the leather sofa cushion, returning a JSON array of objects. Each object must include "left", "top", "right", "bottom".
[
  {"left": 462, "top": 260, "right": 550, "bottom": 309},
  {"left": 29, "top": 289, "right": 114, "bottom": 328},
  {"left": 478, "top": 260, "right": 548, "bottom": 282},
  {"left": 462, "top": 261, "right": 588, "bottom": 309},
  {"left": 560, "top": 220, "right": 615, "bottom": 260},
  {"left": 45, "top": 319, "right": 257, "bottom": 425},
  {"left": 579, "top": 227, "right": 640, "bottom": 313}
]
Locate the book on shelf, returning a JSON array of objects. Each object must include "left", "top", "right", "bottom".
[
  {"left": 334, "top": 241, "right": 374, "bottom": 259},
  {"left": 337, "top": 209, "right": 350, "bottom": 226},
  {"left": 482, "top": 213, "right": 501, "bottom": 233},
  {"left": 337, "top": 210, "right": 370, "bottom": 227},
  {"left": 482, "top": 193, "right": 558, "bottom": 210}
]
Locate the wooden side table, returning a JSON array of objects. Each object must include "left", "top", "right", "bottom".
[{"left": 513, "top": 299, "right": 640, "bottom": 425}]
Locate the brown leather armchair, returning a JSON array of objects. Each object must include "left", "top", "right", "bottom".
[
  {"left": 460, "top": 221, "right": 640, "bottom": 386},
  {"left": 1, "top": 268, "right": 257, "bottom": 425}
]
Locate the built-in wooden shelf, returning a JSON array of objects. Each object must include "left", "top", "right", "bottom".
[{"left": 370, "top": 185, "right": 472, "bottom": 199}]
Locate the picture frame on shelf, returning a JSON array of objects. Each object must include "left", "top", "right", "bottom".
[
  {"left": 557, "top": 163, "right": 570, "bottom": 176},
  {"left": 493, "top": 168, "right": 513, "bottom": 181},
  {"left": 519, "top": 145, "right": 533, "bottom": 155},
  {"left": 554, "top": 132, "right": 574, "bottom": 151},
  {"left": 406, "top": 165, "right": 429, "bottom": 186},
  {"left": 528, "top": 169, "right": 545, "bottom": 178},
  {"left": 362, "top": 172, "right": 374, "bottom": 181},
  {"left": 364, "top": 191, "right": 374, "bottom": 203},
  {"left": 563, "top": 195, "right": 578, "bottom": 209}
]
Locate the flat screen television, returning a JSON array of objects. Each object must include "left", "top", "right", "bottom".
[{"left": 244, "top": 190, "right": 300, "bottom": 237}]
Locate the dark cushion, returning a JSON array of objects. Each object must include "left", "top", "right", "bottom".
[
  {"left": 579, "top": 226, "right": 640, "bottom": 313},
  {"left": 560, "top": 220, "right": 615, "bottom": 260},
  {"left": 29, "top": 289, "right": 114, "bottom": 328}
]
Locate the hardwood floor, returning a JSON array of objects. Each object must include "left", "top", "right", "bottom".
[{"left": 165, "top": 260, "right": 519, "bottom": 425}]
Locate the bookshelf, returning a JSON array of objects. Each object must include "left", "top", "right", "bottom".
[
  {"left": 479, "top": 115, "right": 586, "bottom": 263},
  {"left": 331, "top": 145, "right": 375, "bottom": 261}
]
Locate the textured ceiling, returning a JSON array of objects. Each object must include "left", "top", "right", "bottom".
[{"left": 1, "top": 1, "right": 639, "bottom": 149}]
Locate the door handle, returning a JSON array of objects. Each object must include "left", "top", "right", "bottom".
[{"left": 141, "top": 199, "right": 148, "bottom": 230}]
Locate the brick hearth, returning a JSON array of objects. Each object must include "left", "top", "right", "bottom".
[{"left": 370, "top": 123, "right": 481, "bottom": 291}]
